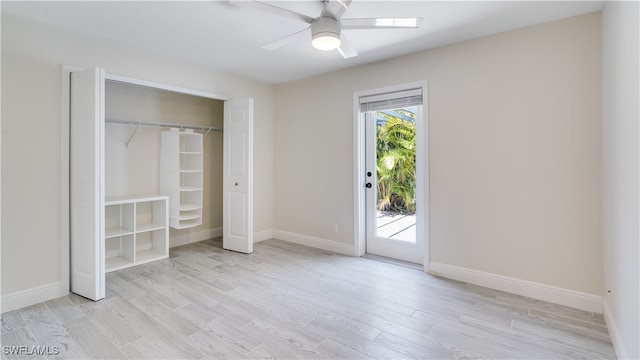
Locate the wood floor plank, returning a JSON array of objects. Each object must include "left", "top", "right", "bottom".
[
  {"left": 455, "top": 312, "right": 592, "bottom": 359},
  {"left": 130, "top": 295, "right": 200, "bottom": 337},
  {"left": 302, "top": 319, "right": 406, "bottom": 359},
  {"left": 200, "top": 316, "right": 268, "bottom": 354},
  {"left": 327, "top": 285, "right": 417, "bottom": 317},
  {"left": 353, "top": 312, "right": 439, "bottom": 352},
  {"left": 225, "top": 298, "right": 313, "bottom": 330},
  {"left": 105, "top": 272, "right": 147, "bottom": 301},
  {"left": 314, "top": 338, "right": 373, "bottom": 360},
  {"left": 511, "top": 318, "right": 616, "bottom": 358},
  {"left": 66, "top": 316, "right": 126, "bottom": 359},
  {"left": 251, "top": 334, "right": 329, "bottom": 360},
  {"left": 245, "top": 319, "right": 325, "bottom": 354},
  {"left": 373, "top": 330, "right": 458, "bottom": 359},
  {"left": 186, "top": 330, "right": 253, "bottom": 360},
  {"left": 173, "top": 303, "right": 220, "bottom": 330},
  {"left": 176, "top": 275, "right": 239, "bottom": 307},
  {"left": 1, "top": 327, "right": 44, "bottom": 360},
  {"left": 1, "top": 238, "right": 615, "bottom": 360},
  {"left": 280, "top": 293, "right": 381, "bottom": 341},
  {"left": 44, "top": 296, "right": 85, "bottom": 324},
  {"left": 19, "top": 303, "right": 91, "bottom": 359},
  {"left": 130, "top": 277, "right": 191, "bottom": 310},
  {"left": 1, "top": 310, "right": 26, "bottom": 332},
  {"left": 121, "top": 312, "right": 204, "bottom": 359},
  {"left": 119, "top": 337, "right": 169, "bottom": 360},
  {"left": 87, "top": 309, "right": 142, "bottom": 348},
  {"left": 102, "top": 295, "right": 142, "bottom": 319}
]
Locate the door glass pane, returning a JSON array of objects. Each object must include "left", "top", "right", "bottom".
[{"left": 374, "top": 107, "right": 417, "bottom": 243}]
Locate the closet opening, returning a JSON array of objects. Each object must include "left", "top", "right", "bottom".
[{"left": 61, "top": 67, "right": 254, "bottom": 300}]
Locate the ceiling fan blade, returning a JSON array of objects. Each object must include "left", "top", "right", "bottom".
[
  {"left": 341, "top": 17, "right": 423, "bottom": 30},
  {"left": 261, "top": 27, "right": 310, "bottom": 50},
  {"left": 321, "top": 0, "right": 352, "bottom": 19},
  {"left": 337, "top": 34, "right": 358, "bottom": 59},
  {"left": 235, "top": 0, "right": 315, "bottom": 24}
]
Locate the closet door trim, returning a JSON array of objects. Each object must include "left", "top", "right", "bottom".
[{"left": 105, "top": 73, "right": 230, "bottom": 101}]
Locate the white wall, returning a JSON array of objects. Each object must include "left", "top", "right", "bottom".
[
  {"left": 275, "top": 13, "right": 602, "bottom": 299},
  {"left": 0, "top": 14, "right": 274, "bottom": 307},
  {"left": 602, "top": 2, "right": 640, "bottom": 359}
]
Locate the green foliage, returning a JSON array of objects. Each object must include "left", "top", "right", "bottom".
[{"left": 376, "top": 111, "right": 416, "bottom": 214}]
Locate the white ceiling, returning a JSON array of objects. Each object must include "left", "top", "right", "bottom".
[{"left": 2, "top": 1, "right": 603, "bottom": 84}]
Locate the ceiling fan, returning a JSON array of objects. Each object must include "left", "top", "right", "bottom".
[{"left": 236, "top": 0, "right": 423, "bottom": 58}]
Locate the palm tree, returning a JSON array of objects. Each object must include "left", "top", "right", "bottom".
[{"left": 376, "top": 111, "right": 416, "bottom": 214}]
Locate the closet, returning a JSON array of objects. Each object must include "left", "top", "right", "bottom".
[{"left": 67, "top": 67, "right": 253, "bottom": 301}]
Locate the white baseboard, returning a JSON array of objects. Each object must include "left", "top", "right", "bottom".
[
  {"left": 603, "top": 299, "right": 630, "bottom": 359},
  {"left": 1, "top": 282, "right": 65, "bottom": 314},
  {"left": 429, "top": 262, "right": 602, "bottom": 313},
  {"left": 272, "top": 229, "right": 355, "bottom": 256},
  {"left": 169, "top": 227, "right": 222, "bottom": 248},
  {"left": 254, "top": 229, "right": 273, "bottom": 243}
]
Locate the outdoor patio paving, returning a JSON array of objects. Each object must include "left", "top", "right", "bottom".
[{"left": 376, "top": 212, "right": 416, "bottom": 242}]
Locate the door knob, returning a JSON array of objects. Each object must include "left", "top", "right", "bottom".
[{"left": 365, "top": 183, "right": 372, "bottom": 188}]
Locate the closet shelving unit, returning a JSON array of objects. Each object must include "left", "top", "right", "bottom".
[
  {"left": 104, "top": 194, "right": 169, "bottom": 272},
  {"left": 160, "top": 129, "right": 204, "bottom": 229}
]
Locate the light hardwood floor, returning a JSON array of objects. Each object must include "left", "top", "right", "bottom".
[{"left": 1, "top": 238, "right": 615, "bottom": 359}]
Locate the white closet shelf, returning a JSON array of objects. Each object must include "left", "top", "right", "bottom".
[
  {"left": 106, "top": 256, "right": 134, "bottom": 272},
  {"left": 180, "top": 169, "right": 202, "bottom": 173},
  {"left": 105, "top": 227, "right": 134, "bottom": 238},
  {"left": 180, "top": 186, "right": 202, "bottom": 192},
  {"left": 178, "top": 213, "right": 201, "bottom": 221},
  {"left": 106, "top": 194, "right": 169, "bottom": 204},
  {"left": 179, "top": 203, "right": 201, "bottom": 211},
  {"left": 136, "top": 222, "right": 166, "bottom": 233},
  {"left": 136, "top": 249, "right": 167, "bottom": 264},
  {"left": 174, "top": 219, "right": 202, "bottom": 228}
]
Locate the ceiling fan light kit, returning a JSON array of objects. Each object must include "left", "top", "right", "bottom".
[
  {"left": 311, "top": 17, "right": 341, "bottom": 51},
  {"left": 248, "top": 0, "right": 422, "bottom": 58}
]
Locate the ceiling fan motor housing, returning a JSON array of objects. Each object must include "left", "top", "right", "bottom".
[{"left": 311, "top": 17, "right": 341, "bottom": 50}]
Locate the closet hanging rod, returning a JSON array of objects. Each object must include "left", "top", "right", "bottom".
[{"left": 105, "top": 118, "right": 222, "bottom": 133}]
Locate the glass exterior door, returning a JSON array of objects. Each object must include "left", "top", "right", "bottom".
[{"left": 365, "top": 106, "right": 423, "bottom": 264}]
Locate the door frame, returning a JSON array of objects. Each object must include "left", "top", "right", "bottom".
[
  {"left": 60, "top": 66, "right": 231, "bottom": 294},
  {"left": 352, "top": 81, "right": 429, "bottom": 272}
]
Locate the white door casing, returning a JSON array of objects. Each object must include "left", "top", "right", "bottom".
[
  {"left": 70, "top": 68, "right": 105, "bottom": 300},
  {"left": 353, "top": 81, "right": 429, "bottom": 271},
  {"left": 223, "top": 98, "right": 254, "bottom": 253}
]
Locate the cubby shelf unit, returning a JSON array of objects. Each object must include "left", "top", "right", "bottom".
[
  {"left": 160, "top": 129, "right": 204, "bottom": 229},
  {"left": 104, "top": 195, "right": 169, "bottom": 272}
]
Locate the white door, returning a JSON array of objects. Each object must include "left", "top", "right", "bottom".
[
  {"left": 365, "top": 106, "right": 425, "bottom": 265},
  {"left": 223, "top": 99, "right": 254, "bottom": 253},
  {"left": 70, "top": 68, "right": 105, "bottom": 300}
]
